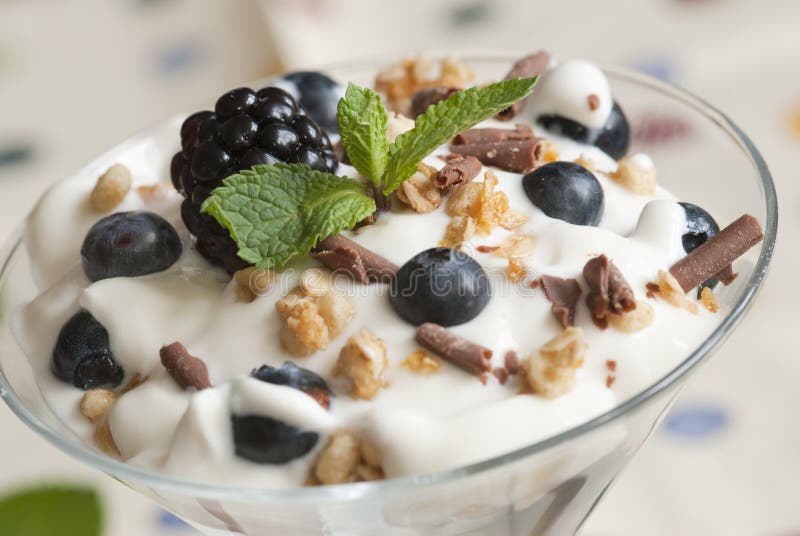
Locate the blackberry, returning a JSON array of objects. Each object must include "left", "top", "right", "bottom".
[{"left": 172, "top": 86, "right": 338, "bottom": 273}]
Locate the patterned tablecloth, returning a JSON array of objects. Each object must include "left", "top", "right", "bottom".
[{"left": 0, "top": 0, "right": 798, "bottom": 534}]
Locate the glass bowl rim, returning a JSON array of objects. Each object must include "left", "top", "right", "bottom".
[{"left": 0, "top": 52, "right": 778, "bottom": 502}]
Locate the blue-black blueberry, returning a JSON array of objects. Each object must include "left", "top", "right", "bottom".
[
  {"left": 389, "top": 247, "right": 491, "bottom": 327},
  {"left": 522, "top": 161, "right": 604, "bottom": 226},
  {"left": 536, "top": 101, "right": 630, "bottom": 159},
  {"left": 52, "top": 310, "right": 124, "bottom": 390},
  {"left": 81, "top": 211, "right": 182, "bottom": 282}
]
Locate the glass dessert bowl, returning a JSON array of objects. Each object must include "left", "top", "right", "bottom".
[{"left": 0, "top": 53, "right": 776, "bottom": 535}]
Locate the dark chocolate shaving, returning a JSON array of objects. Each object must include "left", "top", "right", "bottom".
[
  {"left": 492, "top": 368, "right": 509, "bottom": 385},
  {"left": 311, "top": 235, "right": 398, "bottom": 284},
  {"left": 432, "top": 155, "right": 482, "bottom": 188},
  {"left": 669, "top": 214, "right": 763, "bottom": 293},
  {"left": 411, "top": 87, "right": 459, "bottom": 118},
  {"left": 583, "top": 255, "right": 637, "bottom": 329},
  {"left": 451, "top": 124, "right": 534, "bottom": 146},
  {"left": 160, "top": 342, "right": 212, "bottom": 391},
  {"left": 496, "top": 50, "right": 552, "bottom": 121},
  {"left": 416, "top": 323, "right": 492, "bottom": 377},
  {"left": 448, "top": 139, "right": 542, "bottom": 173},
  {"left": 540, "top": 275, "right": 582, "bottom": 328}
]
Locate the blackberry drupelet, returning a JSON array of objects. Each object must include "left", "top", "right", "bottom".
[{"left": 171, "top": 86, "right": 338, "bottom": 272}]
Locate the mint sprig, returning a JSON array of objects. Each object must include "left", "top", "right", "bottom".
[
  {"left": 201, "top": 164, "right": 376, "bottom": 269},
  {"left": 337, "top": 84, "right": 388, "bottom": 188},
  {"left": 336, "top": 77, "right": 538, "bottom": 195},
  {"left": 0, "top": 486, "right": 102, "bottom": 536}
]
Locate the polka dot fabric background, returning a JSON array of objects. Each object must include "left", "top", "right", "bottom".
[{"left": 0, "top": 0, "right": 797, "bottom": 534}]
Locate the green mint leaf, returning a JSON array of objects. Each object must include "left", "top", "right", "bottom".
[
  {"left": 201, "top": 164, "right": 376, "bottom": 269},
  {"left": 337, "top": 83, "right": 388, "bottom": 187},
  {"left": 0, "top": 486, "right": 102, "bottom": 536},
  {"left": 381, "top": 76, "right": 538, "bottom": 195}
]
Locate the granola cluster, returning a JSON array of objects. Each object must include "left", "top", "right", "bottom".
[
  {"left": 334, "top": 328, "right": 388, "bottom": 399},
  {"left": 610, "top": 154, "right": 656, "bottom": 195},
  {"left": 276, "top": 270, "right": 355, "bottom": 357},
  {"left": 90, "top": 163, "right": 131, "bottom": 212},
  {"left": 308, "top": 429, "right": 384, "bottom": 485},
  {"left": 522, "top": 327, "right": 587, "bottom": 399},
  {"left": 395, "top": 163, "right": 442, "bottom": 213},
  {"left": 375, "top": 56, "right": 474, "bottom": 115}
]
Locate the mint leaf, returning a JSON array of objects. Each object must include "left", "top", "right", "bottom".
[
  {"left": 0, "top": 486, "right": 101, "bottom": 536},
  {"left": 381, "top": 77, "right": 538, "bottom": 194},
  {"left": 337, "top": 83, "right": 388, "bottom": 187},
  {"left": 201, "top": 164, "right": 376, "bottom": 269}
]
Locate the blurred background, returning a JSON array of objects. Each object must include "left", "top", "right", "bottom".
[{"left": 0, "top": 0, "right": 797, "bottom": 534}]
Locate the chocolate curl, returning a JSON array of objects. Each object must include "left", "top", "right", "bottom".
[
  {"left": 451, "top": 124, "right": 534, "bottom": 146},
  {"left": 416, "top": 323, "right": 492, "bottom": 377},
  {"left": 411, "top": 87, "right": 459, "bottom": 118},
  {"left": 432, "top": 155, "right": 482, "bottom": 189},
  {"left": 496, "top": 51, "right": 552, "bottom": 121},
  {"left": 311, "top": 235, "right": 398, "bottom": 284},
  {"left": 540, "top": 275, "right": 582, "bottom": 328},
  {"left": 583, "top": 255, "right": 636, "bottom": 329},
  {"left": 160, "top": 342, "right": 212, "bottom": 390},
  {"left": 669, "top": 214, "right": 763, "bottom": 293},
  {"left": 449, "top": 139, "right": 542, "bottom": 173}
]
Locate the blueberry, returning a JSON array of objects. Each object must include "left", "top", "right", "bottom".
[
  {"left": 219, "top": 115, "right": 259, "bottom": 154},
  {"left": 389, "top": 247, "right": 491, "bottom": 327},
  {"left": 522, "top": 162, "right": 604, "bottom": 226},
  {"left": 252, "top": 362, "right": 331, "bottom": 409},
  {"left": 680, "top": 202, "right": 721, "bottom": 296},
  {"left": 231, "top": 415, "right": 318, "bottom": 464},
  {"left": 280, "top": 71, "right": 343, "bottom": 134},
  {"left": 258, "top": 123, "right": 300, "bottom": 160},
  {"left": 536, "top": 101, "right": 630, "bottom": 160},
  {"left": 52, "top": 310, "right": 124, "bottom": 390},
  {"left": 81, "top": 211, "right": 183, "bottom": 282},
  {"left": 215, "top": 88, "right": 257, "bottom": 120}
]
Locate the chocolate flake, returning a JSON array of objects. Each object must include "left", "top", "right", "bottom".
[
  {"left": 587, "top": 94, "right": 600, "bottom": 111},
  {"left": 476, "top": 245, "right": 500, "bottom": 253},
  {"left": 451, "top": 124, "right": 534, "bottom": 146},
  {"left": 492, "top": 368, "right": 509, "bottom": 385},
  {"left": 160, "top": 342, "right": 212, "bottom": 391},
  {"left": 312, "top": 235, "right": 398, "bottom": 284},
  {"left": 449, "top": 139, "right": 542, "bottom": 173},
  {"left": 432, "top": 155, "right": 482, "bottom": 189},
  {"left": 416, "top": 323, "right": 492, "bottom": 377},
  {"left": 583, "top": 255, "right": 636, "bottom": 329},
  {"left": 411, "top": 87, "right": 459, "bottom": 118},
  {"left": 540, "top": 275, "right": 582, "bottom": 328},
  {"left": 669, "top": 214, "right": 763, "bottom": 293},
  {"left": 504, "top": 351, "right": 520, "bottom": 375},
  {"left": 496, "top": 51, "right": 552, "bottom": 121}
]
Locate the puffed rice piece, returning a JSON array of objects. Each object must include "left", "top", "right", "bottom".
[
  {"left": 607, "top": 300, "right": 655, "bottom": 333},
  {"left": 316, "top": 291, "right": 356, "bottom": 339},
  {"left": 610, "top": 154, "right": 656, "bottom": 195},
  {"left": 395, "top": 163, "right": 441, "bottom": 213},
  {"left": 334, "top": 328, "right": 388, "bottom": 399},
  {"left": 650, "top": 270, "right": 699, "bottom": 314},
  {"left": 401, "top": 349, "right": 442, "bottom": 374},
  {"left": 523, "top": 327, "right": 587, "bottom": 399},
  {"left": 90, "top": 163, "right": 131, "bottom": 212},
  {"left": 80, "top": 389, "right": 117, "bottom": 423}
]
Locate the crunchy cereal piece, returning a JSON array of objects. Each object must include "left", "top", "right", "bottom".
[
  {"left": 375, "top": 56, "right": 474, "bottom": 115},
  {"left": 700, "top": 287, "right": 720, "bottom": 313},
  {"left": 90, "top": 163, "right": 131, "bottom": 212},
  {"left": 300, "top": 267, "right": 332, "bottom": 298},
  {"left": 493, "top": 233, "right": 536, "bottom": 259},
  {"left": 314, "top": 429, "right": 362, "bottom": 485},
  {"left": 334, "top": 328, "right": 388, "bottom": 399},
  {"left": 445, "top": 182, "right": 481, "bottom": 217},
  {"left": 80, "top": 389, "right": 117, "bottom": 423},
  {"left": 234, "top": 267, "right": 276, "bottom": 302},
  {"left": 507, "top": 258, "right": 528, "bottom": 283},
  {"left": 523, "top": 327, "right": 587, "bottom": 398},
  {"left": 316, "top": 291, "right": 355, "bottom": 338},
  {"left": 540, "top": 140, "right": 559, "bottom": 163},
  {"left": 476, "top": 171, "right": 527, "bottom": 232},
  {"left": 356, "top": 463, "right": 384, "bottom": 481},
  {"left": 94, "top": 421, "right": 121, "bottom": 457},
  {"left": 574, "top": 154, "right": 597, "bottom": 174},
  {"left": 121, "top": 373, "right": 147, "bottom": 393},
  {"left": 440, "top": 215, "right": 476, "bottom": 248},
  {"left": 279, "top": 299, "right": 330, "bottom": 357},
  {"left": 360, "top": 436, "right": 382, "bottom": 468},
  {"left": 401, "top": 349, "right": 442, "bottom": 374},
  {"left": 607, "top": 300, "right": 654, "bottom": 333},
  {"left": 610, "top": 154, "right": 656, "bottom": 195},
  {"left": 395, "top": 163, "right": 442, "bottom": 213},
  {"left": 136, "top": 182, "right": 171, "bottom": 201},
  {"left": 650, "top": 270, "right": 699, "bottom": 314},
  {"left": 385, "top": 111, "right": 415, "bottom": 143}
]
